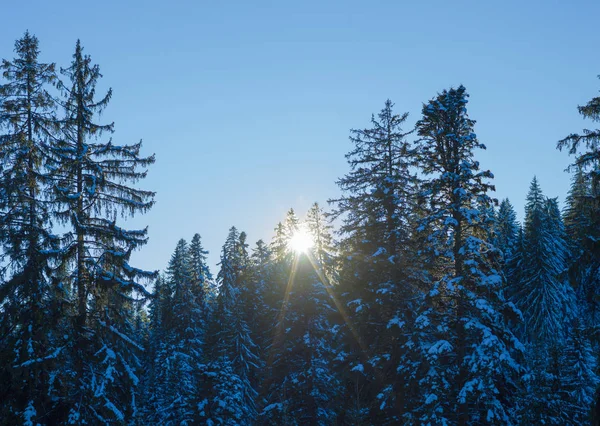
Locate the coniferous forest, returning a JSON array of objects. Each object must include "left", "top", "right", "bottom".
[{"left": 0, "top": 31, "right": 600, "bottom": 426}]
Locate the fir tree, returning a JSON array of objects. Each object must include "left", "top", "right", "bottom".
[
  {"left": 329, "top": 100, "right": 420, "bottom": 423},
  {"left": 0, "top": 31, "right": 66, "bottom": 424},
  {"left": 204, "top": 227, "right": 259, "bottom": 425},
  {"left": 561, "top": 317, "right": 598, "bottom": 424},
  {"left": 331, "top": 99, "right": 415, "bottom": 260},
  {"left": 494, "top": 199, "right": 520, "bottom": 264},
  {"left": 146, "top": 239, "right": 208, "bottom": 425},
  {"left": 558, "top": 75, "right": 600, "bottom": 327},
  {"left": 411, "top": 85, "right": 524, "bottom": 424},
  {"left": 260, "top": 209, "right": 343, "bottom": 425},
  {"left": 563, "top": 168, "right": 599, "bottom": 324},
  {"left": 494, "top": 199, "right": 521, "bottom": 303},
  {"left": 49, "top": 39, "right": 156, "bottom": 424},
  {"left": 189, "top": 232, "right": 212, "bottom": 304},
  {"left": 513, "top": 178, "right": 574, "bottom": 343},
  {"left": 306, "top": 202, "right": 337, "bottom": 283}
]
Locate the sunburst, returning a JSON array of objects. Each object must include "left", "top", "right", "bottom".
[{"left": 287, "top": 228, "right": 313, "bottom": 254}]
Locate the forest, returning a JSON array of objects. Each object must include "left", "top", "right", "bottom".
[{"left": 0, "top": 31, "right": 599, "bottom": 426}]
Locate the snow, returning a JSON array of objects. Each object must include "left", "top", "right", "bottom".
[
  {"left": 372, "top": 247, "right": 386, "bottom": 257},
  {"left": 351, "top": 363, "right": 364, "bottom": 373},
  {"left": 15, "top": 346, "right": 63, "bottom": 368},
  {"left": 23, "top": 401, "right": 36, "bottom": 426},
  {"left": 425, "top": 393, "right": 438, "bottom": 405},
  {"left": 104, "top": 401, "right": 124, "bottom": 421},
  {"left": 387, "top": 316, "right": 405, "bottom": 329}
]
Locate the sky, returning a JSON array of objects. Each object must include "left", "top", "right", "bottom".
[{"left": 1, "top": 0, "right": 599, "bottom": 275}]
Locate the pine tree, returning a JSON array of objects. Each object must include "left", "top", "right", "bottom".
[
  {"left": 306, "top": 202, "right": 337, "bottom": 283},
  {"left": 145, "top": 239, "right": 208, "bottom": 425},
  {"left": 561, "top": 316, "right": 598, "bottom": 424},
  {"left": 331, "top": 99, "right": 415, "bottom": 260},
  {"left": 563, "top": 168, "right": 599, "bottom": 324},
  {"left": 494, "top": 199, "right": 520, "bottom": 264},
  {"left": 411, "top": 85, "right": 524, "bottom": 424},
  {"left": 329, "top": 100, "right": 420, "bottom": 423},
  {"left": 261, "top": 211, "right": 343, "bottom": 425},
  {"left": 189, "top": 233, "right": 212, "bottom": 305},
  {"left": 564, "top": 169, "right": 593, "bottom": 248},
  {"left": 204, "top": 227, "right": 259, "bottom": 425},
  {"left": 558, "top": 76, "right": 600, "bottom": 327},
  {"left": 0, "top": 31, "right": 67, "bottom": 424},
  {"left": 494, "top": 199, "right": 522, "bottom": 306},
  {"left": 513, "top": 178, "right": 574, "bottom": 343},
  {"left": 49, "top": 39, "right": 156, "bottom": 424}
]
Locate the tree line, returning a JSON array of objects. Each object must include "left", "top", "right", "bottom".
[{"left": 0, "top": 32, "right": 599, "bottom": 425}]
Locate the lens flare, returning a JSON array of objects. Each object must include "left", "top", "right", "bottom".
[{"left": 288, "top": 229, "right": 313, "bottom": 254}]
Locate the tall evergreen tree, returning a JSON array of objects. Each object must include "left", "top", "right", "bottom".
[
  {"left": 513, "top": 189, "right": 577, "bottom": 424},
  {"left": 329, "top": 100, "right": 420, "bottom": 423},
  {"left": 146, "top": 238, "right": 208, "bottom": 425},
  {"left": 0, "top": 31, "right": 66, "bottom": 424},
  {"left": 494, "top": 199, "right": 520, "bottom": 264},
  {"left": 410, "top": 85, "right": 524, "bottom": 424},
  {"left": 513, "top": 178, "right": 574, "bottom": 343},
  {"left": 558, "top": 76, "right": 600, "bottom": 327},
  {"left": 203, "top": 227, "right": 259, "bottom": 425},
  {"left": 331, "top": 99, "right": 415, "bottom": 260},
  {"left": 306, "top": 202, "right": 337, "bottom": 283},
  {"left": 189, "top": 232, "right": 212, "bottom": 304},
  {"left": 563, "top": 167, "right": 599, "bottom": 326},
  {"left": 494, "top": 199, "right": 521, "bottom": 302},
  {"left": 50, "top": 39, "right": 156, "bottom": 424},
  {"left": 261, "top": 211, "right": 342, "bottom": 425}
]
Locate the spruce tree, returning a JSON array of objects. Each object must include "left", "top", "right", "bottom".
[
  {"left": 50, "top": 39, "right": 156, "bottom": 424},
  {"left": 561, "top": 317, "right": 598, "bottom": 424},
  {"left": 261, "top": 211, "right": 342, "bottom": 425},
  {"left": 513, "top": 178, "right": 574, "bottom": 343},
  {"left": 306, "top": 202, "right": 337, "bottom": 283},
  {"left": 189, "top": 232, "right": 212, "bottom": 306},
  {"left": 494, "top": 199, "right": 521, "bottom": 304},
  {"left": 558, "top": 76, "right": 600, "bottom": 326},
  {"left": 204, "top": 227, "right": 258, "bottom": 425},
  {"left": 145, "top": 238, "right": 209, "bottom": 425},
  {"left": 411, "top": 85, "right": 524, "bottom": 424},
  {"left": 0, "top": 31, "right": 66, "bottom": 424},
  {"left": 329, "top": 100, "right": 419, "bottom": 423},
  {"left": 494, "top": 199, "right": 520, "bottom": 264}
]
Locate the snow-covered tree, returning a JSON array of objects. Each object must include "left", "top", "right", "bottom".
[
  {"left": 144, "top": 236, "right": 211, "bottom": 425},
  {"left": 50, "top": 39, "right": 156, "bottom": 424},
  {"left": 329, "top": 100, "right": 421, "bottom": 423},
  {"left": 563, "top": 168, "right": 599, "bottom": 326},
  {"left": 411, "top": 85, "right": 524, "bottom": 425},
  {"left": 494, "top": 199, "right": 520, "bottom": 264},
  {"left": 204, "top": 227, "right": 259, "bottom": 425},
  {"left": 558, "top": 76, "right": 600, "bottom": 328},
  {"left": 512, "top": 178, "right": 574, "bottom": 343},
  {"left": 189, "top": 233, "right": 212, "bottom": 303},
  {"left": 494, "top": 199, "right": 522, "bottom": 305},
  {"left": 260, "top": 208, "right": 344, "bottom": 425},
  {"left": 561, "top": 317, "right": 598, "bottom": 424}
]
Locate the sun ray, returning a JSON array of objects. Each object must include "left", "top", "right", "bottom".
[
  {"left": 304, "top": 251, "right": 370, "bottom": 357},
  {"left": 268, "top": 231, "right": 372, "bottom": 377},
  {"left": 267, "top": 253, "right": 300, "bottom": 366},
  {"left": 304, "top": 252, "right": 391, "bottom": 392}
]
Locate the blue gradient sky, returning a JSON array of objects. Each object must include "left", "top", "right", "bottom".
[{"left": 1, "top": 0, "right": 599, "bottom": 273}]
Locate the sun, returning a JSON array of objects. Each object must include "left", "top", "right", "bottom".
[{"left": 288, "top": 228, "right": 314, "bottom": 254}]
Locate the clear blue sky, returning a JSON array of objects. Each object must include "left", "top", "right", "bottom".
[{"left": 1, "top": 0, "right": 599, "bottom": 274}]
